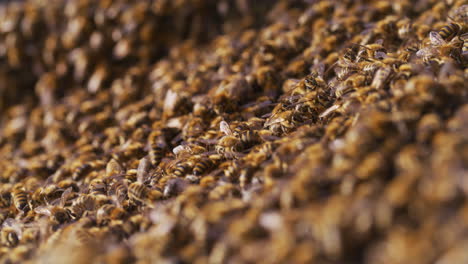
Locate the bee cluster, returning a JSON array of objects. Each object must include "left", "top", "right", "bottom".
[{"left": 0, "top": 0, "right": 467, "bottom": 263}]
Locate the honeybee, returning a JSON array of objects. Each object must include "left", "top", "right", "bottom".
[
  {"left": 96, "top": 204, "right": 126, "bottom": 225},
  {"left": 460, "top": 32, "right": 468, "bottom": 56},
  {"left": 397, "top": 18, "right": 412, "bottom": 39},
  {"left": 163, "top": 178, "right": 189, "bottom": 198},
  {"left": 69, "top": 194, "right": 95, "bottom": 219},
  {"left": 89, "top": 179, "right": 107, "bottom": 196},
  {"left": 416, "top": 31, "right": 461, "bottom": 62},
  {"left": 216, "top": 135, "right": 241, "bottom": 158},
  {"left": 12, "top": 186, "right": 29, "bottom": 212},
  {"left": 371, "top": 66, "right": 393, "bottom": 90},
  {"left": 34, "top": 205, "right": 71, "bottom": 224},
  {"left": 71, "top": 163, "right": 92, "bottom": 181},
  {"left": 416, "top": 113, "right": 443, "bottom": 143},
  {"left": 239, "top": 168, "right": 256, "bottom": 189},
  {"left": 209, "top": 183, "right": 241, "bottom": 200},
  {"left": 1, "top": 219, "right": 21, "bottom": 248},
  {"left": 108, "top": 177, "right": 129, "bottom": 203},
  {"left": 106, "top": 159, "right": 123, "bottom": 178},
  {"left": 193, "top": 155, "right": 220, "bottom": 176},
  {"left": 0, "top": 193, "right": 10, "bottom": 208},
  {"left": 148, "top": 144, "right": 165, "bottom": 167},
  {"left": 128, "top": 182, "right": 162, "bottom": 205},
  {"left": 237, "top": 131, "right": 262, "bottom": 150},
  {"left": 172, "top": 162, "right": 192, "bottom": 177},
  {"left": 87, "top": 63, "right": 108, "bottom": 94}
]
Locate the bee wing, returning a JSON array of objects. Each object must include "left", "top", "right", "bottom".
[
  {"left": 110, "top": 195, "right": 122, "bottom": 208},
  {"left": 137, "top": 156, "right": 151, "bottom": 183},
  {"left": 106, "top": 159, "right": 123, "bottom": 178},
  {"left": 429, "top": 31, "right": 446, "bottom": 46},
  {"left": 220, "top": 121, "right": 233, "bottom": 136},
  {"left": 34, "top": 206, "right": 52, "bottom": 217},
  {"left": 319, "top": 104, "right": 340, "bottom": 118},
  {"left": 264, "top": 116, "right": 286, "bottom": 127},
  {"left": 416, "top": 47, "right": 435, "bottom": 58},
  {"left": 60, "top": 187, "right": 73, "bottom": 207}
]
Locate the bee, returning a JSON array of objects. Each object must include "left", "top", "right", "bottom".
[
  {"left": 438, "top": 22, "right": 461, "bottom": 41},
  {"left": 237, "top": 131, "right": 262, "bottom": 150},
  {"left": 397, "top": 18, "right": 412, "bottom": 39},
  {"left": 128, "top": 182, "right": 162, "bottom": 205},
  {"left": 73, "top": 228, "right": 95, "bottom": 246},
  {"left": 148, "top": 144, "right": 165, "bottom": 167},
  {"left": 371, "top": 66, "right": 393, "bottom": 90},
  {"left": 89, "top": 179, "right": 107, "bottom": 196},
  {"left": 264, "top": 110, "right": 297, "bottom": 135},
  {"left": 460, "top": 32, "right": 468, "bottom": 56},
  {"left": 223, "top": 160, "right": 241, "bottom": 181},
  {"left": 416, "top": 113, "right": 443, "bottom": 143},
  {"left": 0, "top": 219, "right": 21, "bottom": 248},
  {"left": 96, "top": 204, "right": 126, "bottom": 225},
  {"left": 239, "top": 168, "right": 255, "bottom": 189},
  {"left": 124, "top": 112, "right": 149, "bottom": 131},
  {"left": 0, "top": 193, "right": 10, "bottom": 208},
  {"left": 120, "top": 141, "right": 147, "bottom": 161},
  {"left": 417, "top": 31, "right": 461, "bottom": 62},
  {"left": 69, "top": 194, "right": 95, "bottom": 219},
  {"left": 87, "top": 63, "right": 108, "bottom": 94},
  {"left": 193, "top": 156, "right": 219, "bottom": 176},
  {"left": 216, "top": 135, "right": 241, "bottom": 158},
  {"left": 12, "top": 186, "right": 29, "bottom": 212},
  {"left": 106, "top": 159, "right": 123, "bottom": 178},
  {"left": 34, "top": 205, "right": 71, "bottom": 224},
  {"left": 172, "top": 162, "right": 192, "bottom": 177},
  {"left": 137, "top": 156, "right": 152, "bottom": 184},
  {"left": 209, "top": 183, "right": 241, "bottom": 200},
  {"left": 108, "top": 177, "right": 129, "bottom": 204},
  {"left": 163, "top": 178, "right": 188, "bottom": 198},
  {"left": 71, "top": 163, "right": 92, "bottom": 181}
]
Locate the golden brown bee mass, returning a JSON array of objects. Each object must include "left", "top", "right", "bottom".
[{"left": 0, "top": 0, "right": 466, "bottom": 263}]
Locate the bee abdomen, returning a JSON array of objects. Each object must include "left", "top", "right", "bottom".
[
  {"left": 72, "top": 163, "right": 92, "bottom": 181},
  {"left": 438, "top": 23, "right": 460, "bottom": 40},
  {"left": 193, "top": 159, "right": 213, "bottom": 176}
]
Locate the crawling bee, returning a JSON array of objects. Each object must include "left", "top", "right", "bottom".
[
  {"left": 216, "top": 135, "right": 241, "bottom": 158},
  {"left": 69, "top": 194, "right": 95, "bottom": 219},
  {"left": 34, "top": 205, "right": 71, "bottom": 224},
  {"left": 163, "top": 178, "right": 188, "bottom": 198},
  {"left": 109, "top": 177, "right": 129, "bottom": 203},
  {"left": 89, "top": 179, "right": 107, "bottom": 196},
  {"left": 12, "top": 186, "right": 29, "bottom": 212},
  {"left": 71, "top": 163, "right": 92, "bottom": 181},
  {"left": 0, "top": 219, "right": 21, "bottom": 248},
  {"left": 0, "top": 193, "right": 10, "bottom": 208},
  {"left": 417, "top": 31, "right": 462, "bottom": 62},
  {"left": 172, "top": 162, "right": 192, "bottom": 177},
  {"left": 371, "top": 66, "right": 393, "bottom": 90},
  {"left": 237, "top": 131, "right": 262, "bottom": 150},
  {"left": 148, "top": 144, "right": 165, "bottom": 167},
  {"left": 223, "top": 160, "right": 241, "bottom": 181},
  {"left": 96, "top": 204, "right": 126, "bottom": 225},
  {"left": 460, "top": 32, "right": 468, "bottom": 56},
  {"left": 193, "top": 155, "right": 221, "bottom": 176},
  {"left": 209, "top": 183, "right": 241, "bottom": 200},
  {"left": 128, "top": 182, "right": 162, "bottom": 205}
]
